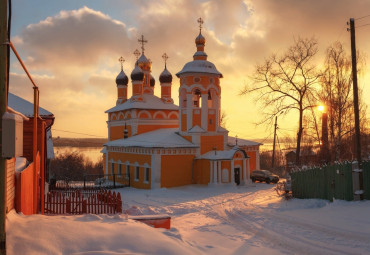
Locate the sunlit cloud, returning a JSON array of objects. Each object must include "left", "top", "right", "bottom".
[{"left": 8, "top": 0, "right": 370, "bottom": 139}]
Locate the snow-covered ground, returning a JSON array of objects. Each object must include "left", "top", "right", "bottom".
[{"left": 7, "top": 183, "right": 370, "bottom": 254}]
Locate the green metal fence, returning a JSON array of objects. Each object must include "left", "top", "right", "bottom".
[
  {"left": 363, "top": 161, "right": 370, "bottom": 200},
  {"left": 290, "top": 161, "right": 369, "bottom": 201}
]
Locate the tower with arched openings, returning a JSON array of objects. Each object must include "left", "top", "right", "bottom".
[{"left": 103, "top": 19, "right": 261, "bottom": 189}]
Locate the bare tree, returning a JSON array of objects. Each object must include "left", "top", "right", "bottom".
[
  {"left": 319, "top": 41, "right": 367, "bottom": 161},
  {"left": 241, "top": 37, "right": 320, "bottom": 165},
  {"left": 220, "top": 110, "right": 228, "bottom": 129}
]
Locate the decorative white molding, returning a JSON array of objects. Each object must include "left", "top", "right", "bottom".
[
  {"left": 107, "top": 146, "right": 197, "bottom": 155},
  {"left": 138, "top": 110, "right": 152, "bottom": 119},
  {"left": 168, "top": 111, "right": 179, "bottom": 119},
  {"left": 153, "top": 111, "right": 166, "bottom": 119}
]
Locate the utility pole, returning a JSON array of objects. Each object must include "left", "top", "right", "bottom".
[
  {"left": 349, "top": 18, "right": 363, "bottom": 200},
  {"left": 0, "top": 0, "right": 8, "bottom": 253},
  {"left": 271, "top": 116, "right": 277, "bottom": 169}
]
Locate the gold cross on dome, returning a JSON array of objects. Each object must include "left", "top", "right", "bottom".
[
  {"left": 162, "top": 53, "right": 169, "bottom": 67},
  {"left": 118, "top": 56, "right": 125, "bottom": 70},
  {"left": 138, "top": 35, "right": 148, "bottom": 53},
  {"left": 133, "top": 49, "right": 140, "bottom": 60},
  {"left": 197, "top": 17, "right": 204, "bottom": 32}
]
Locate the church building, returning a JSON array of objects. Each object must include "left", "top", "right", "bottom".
[{"left": 103, "top": 19, "right": 261, "bottom": 189}]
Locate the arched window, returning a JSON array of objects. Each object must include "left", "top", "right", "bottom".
[
  {"left": 180, "top": 89, "right": 187, "bottom": 108},
  {"left": 208, "top": 91, "right": 213, "bottom": 108},
  {"left": 193, "top": 89, "right": 201, "bottom": 108}
]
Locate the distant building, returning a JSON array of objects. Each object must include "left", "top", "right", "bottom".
[{"left": 103, "top": 20, "right": 261, "bottom": 189}]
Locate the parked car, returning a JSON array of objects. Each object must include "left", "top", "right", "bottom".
[{"left": 251, "top": 170, "right": 279, "bottom": 184}]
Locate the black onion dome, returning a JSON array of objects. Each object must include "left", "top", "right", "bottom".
[
  {"left": 150, "top": 74, "right": 155, "bottom": 87},
  {"left": 130, "top": 65, "right": 144, "bottom": 81},
  {"left": 159, "top": 67, "right": 173, "bottom": 83},
  {"left": 116, "top": 70, "right": 128, "bottom": 86},
  {"left": 195, "top": 32, "right": 206, "bottom": 45}
]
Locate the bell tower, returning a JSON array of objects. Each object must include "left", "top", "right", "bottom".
[{"left": 176, "top": 18, "right": 226, "bottom": 153}]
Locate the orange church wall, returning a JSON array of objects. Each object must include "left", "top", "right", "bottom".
[
  {"left": 161, "top": 155, "right": 194, "bottom": 188},
  {"left": 182, "top": 136, "right": 192, "bottom": 143},
  {"left": 108, "top": 152, "right": 151, "bottom": 189},
  {"left": 181, "top": 113, "right": 187, "bottom": 131},
  {"left": 222, "top": 161, "right": 231, "bottom": 183},
  {"left": 138, "top": 124, "right": 178, "bottom": 135},
  {"left": 161, "top": 86, "right": 170, "bottom": 96},
  {"left": 131, "top": 166, "right": 151, "bottom": 189},
  {"left": 118, "top": 88, "right": 126, "bottom": 98},
  {"left": 193, "top": 110, "right": 201, "bottom": 127},
  {"left": 110, "top": 126, "right": 125, "bottom": 141},
  {"left": 200, "top": 135, "right": 224, "bottom": 154},
  {"left": 108, "top": 152, "right": 151, "bottom": 167},
  {"left": 245, "top": 150, "right": 257, "bottom": 171},
  {"left": 208, "top": 114, "right": 216, "bottom": 132},
  {"left": 194, "top": 159, "right": 210, "bottom": 184}
]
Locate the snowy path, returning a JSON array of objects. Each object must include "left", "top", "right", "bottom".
[
  {"left": 123, "top": 184, "right": 370, "bottom": 255},
  {"left": 7, "top": 183, "right": 370, "bottom": 254}
]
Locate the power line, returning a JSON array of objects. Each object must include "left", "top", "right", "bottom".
[
  {"left": 52, "top": 129, "right": 106, "bottom": 138},
  {"left": 355, "top": 14, "right": 370, "bottom": 20},
  {"left": 355, "top": 23, "right": 370, "bottom": 29}
]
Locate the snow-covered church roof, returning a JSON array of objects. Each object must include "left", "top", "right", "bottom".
[
  {"left": 106, "top": 94, "right": 178, "bottom": 113},
  {"left": 105, "top": 128, "right": 198, "bottom": 148},
  {"left": 227, "top": 136, "right": 262, "bottom": 147},
  {"left": 196, "top": 146, "right": 248, "bottom": 160},
  {"left": 176, "top": 60, "right": 223, "bottom": 78},
  {"left": 8, "top": 93, "right": 54, "bottom": 117}
]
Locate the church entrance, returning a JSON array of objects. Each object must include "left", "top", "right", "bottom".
[{"left": 234, "top": 168, "right": 240, "bottom": 185}]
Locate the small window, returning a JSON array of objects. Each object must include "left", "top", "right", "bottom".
[
  {"left": 209, "top": 119, "right": 213, "bottom": 124},
  {"left": 194, "top": 77, "right": 201, "bottom": 83},
  {"left": 111, "top": 162, "right": 114, "bottom": 175},
  {"left": 118, "top": 164, "right": 122, "bottom": 176},
  {"left": 135, "top": 166, "right": 139, "bottom": 181},
  {"left": 144, "top": 168, "right": 150, "bottom": 183},
  {"left": 126, "top": 165, "right": 130, "bottom": 179}
]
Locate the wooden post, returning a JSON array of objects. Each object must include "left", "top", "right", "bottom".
[
  {"left": 349, "top": 18, "right": 363, "bottom": 200},
  {"left": 0, "top": 0, "right": 8, "bottom": 253}
]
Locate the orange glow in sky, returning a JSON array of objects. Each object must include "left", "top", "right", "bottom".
[{"left": 8, "top": 1, "right": 370, "bottom": 142}]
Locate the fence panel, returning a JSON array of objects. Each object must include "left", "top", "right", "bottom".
[
  {"left": 363, "top": 161, "right": 370, "bottom": 200},
  {"left": 291, "top": 162, "right": 358, "bottom": 201},
  {"left": 44, "top": 189, "right": 122, "bottom": 215}
]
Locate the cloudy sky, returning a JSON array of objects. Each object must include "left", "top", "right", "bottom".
[{"left": 9, "top": 0, "right": 370, "bottom": 141}]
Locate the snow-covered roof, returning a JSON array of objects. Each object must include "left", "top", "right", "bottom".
[
  {"left": 106, "top": 94, "right": 178, "bottom": 113},
  {"left": 227, "top": 136, "right": 262, "bottom": 147},
  {"left": 7, "top": 107, "right": 29, "bottom": 121},
  {"left": 105, "top": 128, "right": 198, "bottom": 148},
  {"left": 188, "top": 125, "right": 206, "bottom": 133},
  {"left": 176, "top": 60, "right": 223, "bottom": 78},
  {"left": 196, "top": 147, "right": 248, "bottom": 160},
  {"left": 15, "top": 157, "right": 28, "bottom": 173},
  {"left": 217, "top": 126, "right": 228, "bottom": 133},
  {"left": 8, "top": 93, "right": 53, "bottom": 117}
]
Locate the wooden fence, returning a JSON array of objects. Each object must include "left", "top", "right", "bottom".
[
  {"left": 291, "top": 160, "right": 370, "bottom": 201},
  {"left": 44, "top": 189, "right": 122, "bottom": 215}
]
